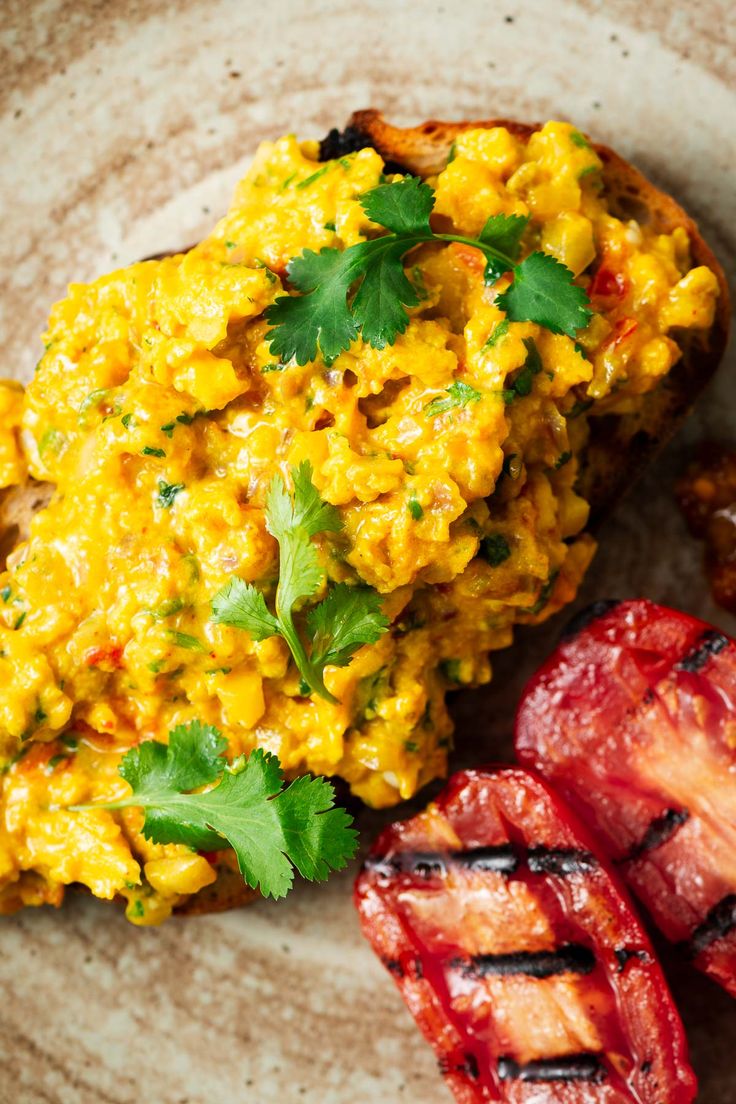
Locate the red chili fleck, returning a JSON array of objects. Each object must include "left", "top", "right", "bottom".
[
  {"left": 590, "top": 263, "right": 628, "bottom": 301},
  {"left": 85, "top": 645, "right": 124, "bottom": 669},
  {"left": 603, "top": 317, "right": 638, "bottom": 349}
]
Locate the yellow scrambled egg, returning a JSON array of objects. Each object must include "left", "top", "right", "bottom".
[{"left": 0, "top": 123, "right": 719, "bottom": 922}]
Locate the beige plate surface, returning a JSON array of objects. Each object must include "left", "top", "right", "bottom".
[{"left": 1, "top": 1, "right": 735, "bottom": 1100}]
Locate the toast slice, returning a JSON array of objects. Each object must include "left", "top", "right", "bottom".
[{"left": 1, "top": 113, "right": 729, "bottom": 918}]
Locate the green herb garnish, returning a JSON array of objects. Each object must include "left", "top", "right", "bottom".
[
  {"left": 439, "top": 658, "right": 463, "bottom": 683},
  {"left": 425, "top": 380, "right": 482, "bottom": 418},
  {"left": 296, "top": 164, "right": 332, "bottom": 190},
  {"left": 151, "top": 597, "right": 185, "bottom": 620},
  {"left": 485, "top": 319, "right": 510, "bottom": 348},
  {"left": 408, "top": 495, "right": 423, "bottom": 520},
  {"left": 71, "top": 720, "right": 357, "bottom": 899},
  {"left": 142, "top": 446, "right": 166, "bottom": 458},
  {"left": 211, "top": 462, "right": 388, "bottom": 703},
  {"left": 156, "top": 480, "right": 185, "bottom": 509},
  {"left": 567, "top": 398, "right": 594, "bottom": 419},
  {"left": 480, "top": 533, "right": 511, "bottom": 566},
  {"left": 38, "top": 427, "right": 68, "bottom": 458},
  {"left": 502, "top": 337, "right": 544, "bottom": 403},
  {"left": 265, "top": 177, "right": 592, "bottom": 365},
  {"left": 570, "top": 130, "right": 593, "bottom": 150},
  {"left": 165, "top": 630, "right": 205, "bottom": 652},
  {"left": 529, "top": 570, "right": 560, "bottom": 615}
]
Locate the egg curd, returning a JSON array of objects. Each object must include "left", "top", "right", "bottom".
[{"left": 0, "top": 122, "right": 719, "bottom": 922}]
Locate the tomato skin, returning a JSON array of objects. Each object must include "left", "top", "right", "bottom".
[
  {"left": 515, "top": 598, "right": 736, "bottom": 998},
  {"left": 355, "top": 765, "right": 696, "bottom": 1103}
]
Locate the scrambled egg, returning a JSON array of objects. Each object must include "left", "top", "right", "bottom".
[{"left": 0, "top": 122, "right": 719, "bottom": 922}]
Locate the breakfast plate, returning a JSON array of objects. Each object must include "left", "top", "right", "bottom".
[{"left": 1, "top": 1, "right": 734, "bottom": 1101}]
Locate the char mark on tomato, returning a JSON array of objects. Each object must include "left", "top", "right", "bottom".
[
  {"left": 454, "top": 943, "right": 595, "bottom": 979},
  {"left": 614, "top": 946, "right": 653, "bottom": 972},
  {"left": 622, "top": 808, "right": 690, "bottom": 862},
  {"left": 498, "top": 1053, "right": 607, "bottom": 1084},
  {"left": 456, "top": 844, "right": 520, "bottom": 873},
  {"left": 362, "top": 843, "right": 595, "bottom": 880},
  {"left": 439, "top": 1053, "right": 481, "bottom": 1081},
  {"left": 527, "top": 846, "right": 597, "bottom": 874},
  {"left": 674, "top": 628, "right": 729, "bottom": 672},
  {"left": 686, "top": 894, "right": 736, "bottom": 958}
]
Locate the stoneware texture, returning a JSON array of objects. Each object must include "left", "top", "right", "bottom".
[{"left": 1, "top": 1, "right": 735, "bottom": 1101}]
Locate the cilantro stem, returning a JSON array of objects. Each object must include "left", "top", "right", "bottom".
[
  {"left": 275, "top": 600, "right": 337, "bottom": 704},
  {"left": 434, "top": 232, "right": 513, "bottom": 271},
  {"left": 354, "top": 230, "right": 513, "bottom": 279},
  {"left": 70, "top": 796, "right": 137, "bottom": 812}
]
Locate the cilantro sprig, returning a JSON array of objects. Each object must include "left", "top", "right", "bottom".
[
  {"left": 265, "top": 177, "right": 592, "bottom": 365},
  {"left": 211, "top": 462, "right": 389, "bottom": 703},
  {"left": 72, "top": 720, "right": 357, "bottom": 899},
  {"left": 425, "top": 379, "right": 481, "bottom": 418}
]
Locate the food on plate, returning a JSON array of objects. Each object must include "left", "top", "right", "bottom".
[
  {"left": 0, "top": 113, "right": 727, "bottom": 924},
  {"left": 677, "top": 444, "right": 736, "bottom": 613},
  {"left": 355, "top": 765, "right": 697, "bottom": 1102},
  {"left": 515, "top": 598, "right": 736, "bottom": 997}
]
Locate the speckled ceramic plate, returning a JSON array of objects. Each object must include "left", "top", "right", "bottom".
[{"left": 1, "top": 1, "right": 735, "bottom": 1101}]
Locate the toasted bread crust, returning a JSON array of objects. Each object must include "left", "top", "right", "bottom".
[
  {"left": 0, "top": 480, "right": 54, "bottom": 571},
  {"left": 1, "top": 113, "right": 729, "bottom": 918},
  {"left": 174, "top": 864, "right": 259, "bottom": 916}
]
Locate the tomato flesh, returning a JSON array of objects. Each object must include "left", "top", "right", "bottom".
[
  {"left": 355, "top": 766, "right": 696, "bottom": 1103},
  {"left": 515, "top": 598, "right": 736, "bottom": 998}
]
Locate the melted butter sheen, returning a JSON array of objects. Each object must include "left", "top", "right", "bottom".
[{"left": 0, "top": 123, "right": 719, "bottom": 921}]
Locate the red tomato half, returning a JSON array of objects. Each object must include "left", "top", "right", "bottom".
[
  {"left": 515, "top": 598, "right": 736, "bottom": 998},
  {"left": 355, "top": 766, "right": 696, "bottom": 1103}
]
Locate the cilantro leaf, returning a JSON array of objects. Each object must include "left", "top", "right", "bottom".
[
  {"left": 360, "top": 176, "right": 434, "bottom": 234},
  {"left": 266, "top": 178, "right": 590, "bottom": 364},
  {"left": 265, "top": 247, "right": 361, "bottom": 364},
  {"left": 120, "top": 720, "right": 226, "bottom": 795},
  {"left": 503, "top": 337, "right": 544, "bottom": 402},
  {"left": 271, "top": 772, "right": 356, "bottom": 881},
  {"left": 479, "top": 213, "right": 529, "bottom": 260},
  {"left": 496, "top": 252, "right": 592, "bottom": 337},
  {"left": 75, "top": 722, "right": 357, "bottom": 899},
  {"left": 307, "top": 583, "right": 389, "bottom": 668},
  {"left": 425, "top": 379, "right": 482, "bottom": 418},
  {"left": 211, "top": 577, "right": 279, "bottom": 641},
  {"left": 273, "top": 460, "right": 343, "bottom": 538},
  {"left": 211, "top": 463, "right": 388, "bottom": 702},
  {"left": 351, "top": 238, "right": 422, "bottom": 348}
]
